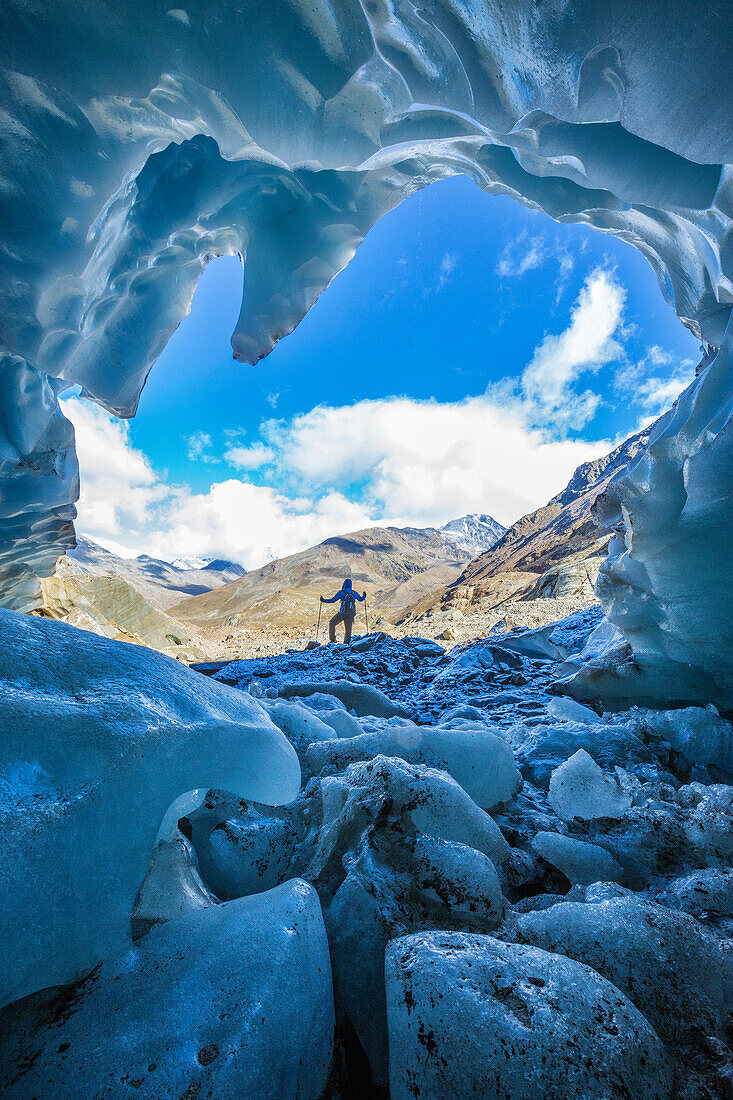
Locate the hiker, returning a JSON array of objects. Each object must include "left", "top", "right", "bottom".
[{"left": 320, "top": 578, "right": 366, "bottom": 643}]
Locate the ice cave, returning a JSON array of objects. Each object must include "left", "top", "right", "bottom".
[{"left": 1, "top": 2, "right": 732, "bottom": 1098}]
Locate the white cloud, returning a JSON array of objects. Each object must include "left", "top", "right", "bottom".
[
  {"left": 157, "top": 483, "right": 373, "bottom": 568},
  {"left": 495, "top": 267, "right": 627, "bottom": 433},
  {"left": 63, "top": 390, "right": 609, "bottom": 567},
  {"left": 62, "top": 396, "right": 374, "bottom": 569},
  {"left": 496, "top": 234, "right": 547, "bottom": 278},
  {"left": 496, "top": 229, "right": 575, "bottom": 299},
  {"left": 65, "top": 397, "right": 166, "bottom": 543},
  {"left": 260, "top": 395, "right": 610, "bottom": 529},
  {"left": 614, "top": 346, "right": 696, "bottom": 423},
  {"left": 224, "top": 443, "right": 276, "bottom": 469},
  {"left": 436, "top": 251, "right": 457, "bottom": 291},
  {"left": 186, "top": 430, "right": 219, "bottom": 463}
]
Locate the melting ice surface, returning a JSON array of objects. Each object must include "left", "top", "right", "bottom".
[
  {"left": 0, "top": 0, "right": 732, "bottom": 707},
  {"left": 2, "top": 607, "right": 732, "bottom": 1096}
]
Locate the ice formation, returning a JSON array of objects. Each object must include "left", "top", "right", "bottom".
[
  {"left": 304, "top": 722, "right": 521, "bottom": 809},
  {"left": 548, "top": 747, "right": 632, "bottom": 821},
  {"left": 0, "top": 880, "right": 334, "bottom": 1100},
  {"left": 386, "top": 932, "right": 672, "bottom": 1100},
  {"left": 2, "top": 606, "right": 733, "bottom": 1093},
  {"left": 0, "top": 609, "right": 299, "bottom": 1008},
  {"left": 0, "top": 0, "right": 731, "bottom": 704},
  {"left": 2, "top": 3, "right": 733, "bottom": 1095}
]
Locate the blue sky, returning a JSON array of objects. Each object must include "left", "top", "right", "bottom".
[{"left": 64, "top": 175, "right": 700, "bottom": 566}]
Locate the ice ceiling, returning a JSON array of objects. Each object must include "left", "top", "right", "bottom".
[{"left": 0, "top": 0, "right": 731, "bottom": 706}]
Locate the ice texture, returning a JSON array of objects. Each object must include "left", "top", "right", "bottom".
[
  {"left": 386, "top": 932, "right": 672, "bottom": 1100},
  {"left": 548, "top": 748, "right": 633, "bottom": 821},
  {"left": 532, "top": 830, "right": 623, "bottom": 887},
  {"left": 0, "top": 1, "right": 732, "bottom": 705},
  {"left": 516, "top": 897, "right": 733, "bottom": 1063},
  {"left": 279, "top": 679, "right": 411, "bottom": 718},
  {"left": 305, "top": 723, "right": 521, "bottom": 809},
  {"left": 643, "top": 706, "right": 733, "bottom": 779},
  {"left": 170, "top": 754, "right": 511, "bottom": 1083},
  {"left": 0, "top": 609, "right": 299, "bottom": 1008},
  {"left": 131, "top": 834, "right": 217, "bottom": 940},
  {"left": 0, "top": 880, "right": 334, "bottom": 1100},
  {"left": 265, "top": 698, "right": 337, "bottom": 760},
  {"left": 1, "top": 619, "right": 722, "bottom": 1093}
]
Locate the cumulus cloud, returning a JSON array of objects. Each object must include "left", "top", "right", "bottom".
[
  {"left": 224, "top": 442, "right": 276, "bottom": 469},
  {"left": 62, "top": 396, "right": 374, "bottom": 568},
  {"left": 259, "top": 396, "right": 610, "bottom": 529},
  {"left": 66, "top": 398, "right": 166, "bottom": 549},
  {"left": 494, "top": 267, "right": 627, "bottom": 433},
  {"left": 63, "top": 390, "right": 609, "bottom": 566}
]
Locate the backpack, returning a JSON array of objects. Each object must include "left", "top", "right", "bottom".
[{"left": 342, "top": 590, "right": 356, "bottom": 615}]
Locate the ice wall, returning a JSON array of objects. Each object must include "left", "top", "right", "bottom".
[{"left": 0, "top": 1, "right": 731, "bottom": 704}]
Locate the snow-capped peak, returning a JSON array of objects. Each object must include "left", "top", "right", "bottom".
[
  {"left": 439, "top": 514, "right": 506, "bottom": 556},
  {"left": 171, "top": 555, "right": 212, "bottom": 571}
]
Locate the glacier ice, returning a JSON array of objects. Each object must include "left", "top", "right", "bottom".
[
  {"left": 180, "top": 790, "right": 298, "bottom": 902},
  {"left": 516, "top": 896, "right": 733, "bottom": 1077},
  {"left": 514, "top": 718, "right": 655, "bottom": 790},
  {"left": 317, "top": 705, "right": 365, "bottom": 739},
  {"left": 0, "top": 0, "right": 731, "bottom": 705},
  {"left": 0, "top": 609, "right": 299, "bottom": 1008},
  {"left": 2, "top": 2, "right": 733, "bottom": 1090},
  {"left": 278, "top": 678, "right": 411, "bottom": 718},
  {"left": 2, "top": 619, "right": 728, "bottom": 1092},
  {"left": 327, "top": 836, "right": 505, "bottom": 1084},
  {"left": 386, "top": 931, "right": 672, "bottom": 1100},
  {"left": 165, "top": 752, "right": 511, "bottom": 1084},
  {"left": 634, "top": 705, "right": 733, "bottom": 780},
  {"left": 654, "top": 867, "right": 733, "bottom": 925},
  {"left": 546, "top": 695, "right": 600, "bottom": 725},
  {"left": 548, "top": 748, "right": 633, "bottom": 821},
  {"left": 0, "top": 880, "right": 334, "bottom": 1100},
  {"left": 265, "top": 697, "right": 337, "bottom": 760},
  {"left": 305, "top": 722, "right": 521, "bottom": 809},
  {"left": 531, "top": 830, "right": 624, "bottom": 888},
  {"left": 131, "top": 834, "right": 217, "bottom": 940}
]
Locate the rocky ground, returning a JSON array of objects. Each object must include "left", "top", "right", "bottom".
[
  {"left": 172, "top": 584, "right": 600, "bottom": 661},
  {"left": 181, "top": 608, "right": 733, "bottom": 1097},
  {"left": 1, "top": 605, "right": 731, "bottom": 1098}
]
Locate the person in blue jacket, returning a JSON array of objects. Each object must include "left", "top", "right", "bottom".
[{"left": 320, "top": 578, "right": 366, "bottom": 643}]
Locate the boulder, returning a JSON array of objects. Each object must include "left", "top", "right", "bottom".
[
  {"left": 0, "top": 881, "right": 333, "bottom": 1100},
  {"left": 386, "top": 931, "right": 672, "bottom": 1100}
]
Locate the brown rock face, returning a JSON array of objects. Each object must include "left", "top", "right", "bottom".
[{"left": 441, "top": 429, "right": 651, "bottom": 608}]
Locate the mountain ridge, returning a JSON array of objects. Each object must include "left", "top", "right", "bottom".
[
  {"left": 168, "top": 517, "right": 503, "bottom": 644},
  {"left": 68, "top": 537, "right": 246, "bottom": 609}
]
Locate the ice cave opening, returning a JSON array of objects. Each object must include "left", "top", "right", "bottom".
[
  {"left": 1, "top": 0, "right": 730, "bottom": 707},
  {"left": 1, "top": 3, "right": 732, "bottom": 1098}
]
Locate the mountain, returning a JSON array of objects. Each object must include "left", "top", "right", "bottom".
[
  {"left": 171, "top": 555, "right": 211, "bottom": 570},
  {"left": 444, "top": 429, "right": 650, "bottom": 600},
  {"left": 169, "top": 524, "right": 476, "bottom": 645},
  {"left": 401, "top": 428, "right": 651, "bottom": 639},
  {"left": 37, "top": 556, "right": 198, "bottom": 657},
  {"left": 68, "top": 537, "right": 246, "bottom": 609},
  {"left": 439, "top": 514, "right": 506, "bottom": 557}
]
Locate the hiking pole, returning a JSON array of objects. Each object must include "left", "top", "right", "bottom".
[
  {"left": 364, "top": 595, "right": 370, "bottom": 634},
  {"left": 316, "top": 599, "right": 322, "bottom": 643}
]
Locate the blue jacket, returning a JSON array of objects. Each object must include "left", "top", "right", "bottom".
[{"left": 322, "top": 587, "right": 366, "bottom": 614}]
